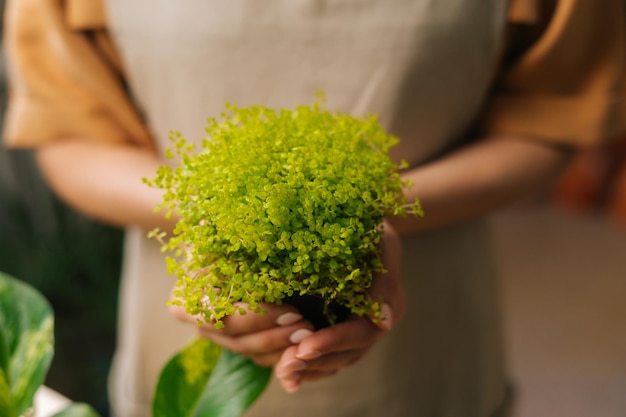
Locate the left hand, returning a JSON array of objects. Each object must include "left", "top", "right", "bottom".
[
  {"left": 274, "top": 220, "right": 406, "bottom": 392},
  {"left": 170, "top": 301, "right": 315, "bottom": 367}
]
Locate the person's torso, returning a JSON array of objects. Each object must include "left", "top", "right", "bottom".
[
  {"left": 106, "top": 2, "right": 512, "bottom": 416},
  {"left": 107, "top": 0, "right": 509, "bottom": 166}
]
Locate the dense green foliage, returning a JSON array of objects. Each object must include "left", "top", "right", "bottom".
[{"left": 145, "top": 99, "right": 421, "bottom": 327}]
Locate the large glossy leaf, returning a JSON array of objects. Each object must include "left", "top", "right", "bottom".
[
  {"left": 51, "top": 402, "right": 101, "bottom": 417},
  {"left": 191, "top": 349, "right": 271, "bottom": 417},
  {"left": 0, "top": 272, "right": 54, "bottom": 417},
  {"left": 153, "top": 338, "right": 222, "bottom": 417},
  {"left": 152, "top": 338, "right": 271, "bottom": 417}
]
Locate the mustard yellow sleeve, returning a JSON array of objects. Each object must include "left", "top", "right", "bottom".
[
  {"left": 2, "top": 0, "right": 152, "bottom": 149},
  {"left": 480, "top": 0, "right": 626, "bottom": 148}
]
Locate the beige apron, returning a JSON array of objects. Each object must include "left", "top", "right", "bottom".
[{"left": 105, "top": 1, "right": 511, "bottom": 416}]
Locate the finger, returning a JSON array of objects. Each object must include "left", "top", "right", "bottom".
[
  {"left": 275, "top": 348, "right": 340, "bottom": 392},
  {"left": 217, "top": 302, "right": 307, "bottom": 336},
  {"left": 368, "top": 221, "right": 406, "bottom": 328},
  {"left": 246, "top": 349, "right": 286, "bottom": 368},
  {"left": 279, "top": 369, "right": 339, "bottom": 384},
  {"left": 297, "top": 347, "right": 370, "bottom": 372},
  {"left": 275, "top": 345, "right": 302, "bottom": 378},
  {"left": 374, "top": 303, "right": 394, "bottom": 331},
  {"left": 294, "top": 369, "right": 339, "bottom": 382},
  {"left": 292, "top": 316, "right": 383, "bottom": 360},
  {"left": 171, "top": 302, "right": 306, "bottom": 336},
  {"left": 279, "top": 370, "right": 340, "bottom": 394},
  {"left": 276, "top": 347, "right": 370, "bottom": 377},
  {"left": 280, "top": 379, "right": 301, "bottom": 393},
  {"left": 199, "top": 321, "right": 315, "bottom": 357}
]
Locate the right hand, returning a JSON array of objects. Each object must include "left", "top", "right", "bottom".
[
  {"left": 274, "top": 221, "right": 406, "bottom": 392},
  {"left": 170, "top": 301, "right": 315, "bottom": 367}
]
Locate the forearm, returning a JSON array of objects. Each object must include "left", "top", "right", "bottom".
[
  {"left": 36, "top": 138, "right": 175, "bottom": 232},
  {"left": 389, "top": 136, "right": 574, "bottom": 235}
]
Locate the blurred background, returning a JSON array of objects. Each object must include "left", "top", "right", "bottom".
[
  {"left": 0, "top": 3, "right": 122, "bottom": 415},
  {"left": 0, "top": 3, "right": 625, "bottom": 417}
]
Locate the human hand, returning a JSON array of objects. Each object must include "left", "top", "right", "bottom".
[
  {"left": 170, "top": 301, "right": 315, "bottom": 367},
  {"left": 274, "top": 221, "right": 405, "bottom": 392}
]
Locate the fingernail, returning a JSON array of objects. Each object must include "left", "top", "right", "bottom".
[
  {"left": 284, "top": 380, "right": 301, "bottom": 393},
  {"left": 276, "top": 312, "right": 303, "bottom": 326},
  {"left": 379, "top": 303, "right": 393, "bottom": 331},
  {"left": 296, "top": 350, "right": 322, "bottom": 360},
  {"left": 289, "top": 328, "right": 313, "bottom": 344}
]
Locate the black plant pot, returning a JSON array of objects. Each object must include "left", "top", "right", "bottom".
[{"left": 282, "top": 294, "right": 350, "bottom": 329}]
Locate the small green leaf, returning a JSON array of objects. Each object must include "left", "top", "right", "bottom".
[
  {"left": 0, "top": 272, "right": 54, "bottom": 417},
  {"left": 51, "top": 403, "right": 101, "bottom": 417},
  {"left": 152, "top": 338, "right": 271, "bottom": 417}
]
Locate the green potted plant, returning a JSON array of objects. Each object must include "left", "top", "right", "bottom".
[
  {"left": 146, "top": 97, "right": 421, "bottom": 327},
  {"left": 146, "top": 97, "right": 422, "bottom": 416}
]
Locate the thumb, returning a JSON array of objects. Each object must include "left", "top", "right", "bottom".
[{"left": 367, "top": 221, "right": 405, "bottom": 331}]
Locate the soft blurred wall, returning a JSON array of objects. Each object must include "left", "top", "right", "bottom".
[{"left": 491, "top": 200, "right": 626, "bottom": 417}]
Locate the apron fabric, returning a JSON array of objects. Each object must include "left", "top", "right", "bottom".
[{"left": 105, "top": 1, "right": 511, "bottom": 416}]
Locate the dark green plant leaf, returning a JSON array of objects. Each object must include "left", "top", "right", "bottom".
[
  {"left": 0, "top": 272, "right": 54, "bottom": 417},
  {"left": 191, "top": 349, "right": 271, "bottom": 417},
  {"left": 0, "top": 369, "right": 13, "bottom": 417},
  {"left": 51, "top": 402, "right": 101, "bottom": 417},
  {"left": 153, "top": 338, "right": 222, "bottom": 417},
  {"left": 152, "top": 338, "right": 271, "bottom": 417}
]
